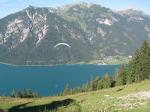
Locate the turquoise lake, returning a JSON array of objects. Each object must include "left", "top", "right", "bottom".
[{"left": 0, "top": 64, "right": 120, "bottom": 96}]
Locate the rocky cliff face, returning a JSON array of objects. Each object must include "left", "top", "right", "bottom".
[{"left": 0, "top": 3, "right": 150, "bottom": 65}]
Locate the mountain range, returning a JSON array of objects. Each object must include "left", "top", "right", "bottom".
[{"left": 0, "top": 3, "right": 150, "bottom": 65}]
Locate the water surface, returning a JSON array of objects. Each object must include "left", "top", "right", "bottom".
[{"left": 0, "top": 64, "right": 120, "bottom": 96}]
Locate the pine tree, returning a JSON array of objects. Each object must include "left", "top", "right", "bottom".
[
  {"left": 72, "top": 87, "right": 80, "bottom": 94},
  {"left": 11, "top": 89, "right": 17, "bottom": 98},
  {"left": 102, "top": 74, "right": 112, "bottom": 88},
  {"left": 97, "top": 79, "right": 104, "bottom": 89},
  {"left": 126, "top": 40, "right": 150, "bottom": 83},
  {"left": 115, "top": 65, "right": 127, "bottom": 86},
  {"left": 93, "top": 76, "right": 101, "bottom": 90},
  {"left": 63, "top": 84, "right": 71, "bottom": 95},
  {"left": 89, "top": 79, "right": 95, "bottom": 91}
]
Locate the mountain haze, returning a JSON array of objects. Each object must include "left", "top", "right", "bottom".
[{"left": 0, "top": 3, "right": 150, "bottom": 65}]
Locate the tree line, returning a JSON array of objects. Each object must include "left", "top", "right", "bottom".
[
  {"left": 62, "top": 40, "right": 150, "bottom": 95},
  {"left": 10, "top": 89, "right": 39, "bottom": 98},
  {"left": 1, "top": 41, "right": 150, "bottom": 97}
]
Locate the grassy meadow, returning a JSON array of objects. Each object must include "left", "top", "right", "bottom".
[{"left": 0, "top": 80, "right": 150, "bottom": 112}]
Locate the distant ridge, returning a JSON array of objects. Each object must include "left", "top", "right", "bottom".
[{"left": 0, "top": 3, "right": 150, "bottom": 65}]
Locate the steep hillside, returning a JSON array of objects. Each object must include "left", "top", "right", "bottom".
[
  {"left": 0, "top": 80, "right": 150, "bottom": 112},
  {"left": 0, "top": 3, "right": 150, "bottom": 65}
]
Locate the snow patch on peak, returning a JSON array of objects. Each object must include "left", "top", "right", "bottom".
[
  {"left": 128, "top": 16, "right": 144, "bottom": 22},
  {"left": 96, "top": 16, "right": 118, "bottom": 26},
  {"left": 98, "top": 18, "right": 112, "bottom": 25}
]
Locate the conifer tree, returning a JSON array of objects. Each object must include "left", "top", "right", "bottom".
[
  {"left": 127, "top": 40, "right": 150, "bottom": 83},
  {"left": 102, "top": 74, "right": 112, "bottom": 88},
  {"left": 115, "top": 65, "right": 127, "bottom": 86},
  {"left": 63, "top": 84, "right": 71, "bottom": 95}
]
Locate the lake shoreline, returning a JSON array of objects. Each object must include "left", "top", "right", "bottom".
[
  {"left": 0, "top": 63, "right": 120, "bottom": 95},
  {"left": 0, "top": 61, "right": 120, "bottom": 67}
]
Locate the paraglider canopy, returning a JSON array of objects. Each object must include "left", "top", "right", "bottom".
[{"left": 54, "top": 43, "right": 71, "bottom": 48}]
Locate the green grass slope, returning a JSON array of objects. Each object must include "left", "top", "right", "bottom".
[{"left": 0, "top": 80, "right": 150, "bottom": 112}]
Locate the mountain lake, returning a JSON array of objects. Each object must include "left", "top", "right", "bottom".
[{"left": 0, "top": 64, "right": 120, "bottom": 96}]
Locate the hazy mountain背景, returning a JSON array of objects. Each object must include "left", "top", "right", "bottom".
[{"left": 0, "top": 3, "right": 150, "bottom": 65}]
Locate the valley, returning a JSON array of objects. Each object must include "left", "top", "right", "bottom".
[{"left": 0, "top": 2, "right": 150, "bottom": 112}]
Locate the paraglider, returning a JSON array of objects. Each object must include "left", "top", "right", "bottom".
[{"left": 54, "top": 43, "right": 71, "bottom": 48}]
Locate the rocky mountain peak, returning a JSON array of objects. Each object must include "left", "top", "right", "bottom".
[
  {"left": 118, "top": 9, "right": 146, "bottom": 16},
  {"left": 0, "top": 3, "right": 150, "bottom": 65}
]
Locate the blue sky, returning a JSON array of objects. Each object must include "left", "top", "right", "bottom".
[{"left": 0, "top": 0, "right": 150, "bottom": 18}]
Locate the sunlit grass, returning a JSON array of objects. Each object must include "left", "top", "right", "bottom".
[{"left": 0, "top": 80, "right": 150, "bottom": 112}]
